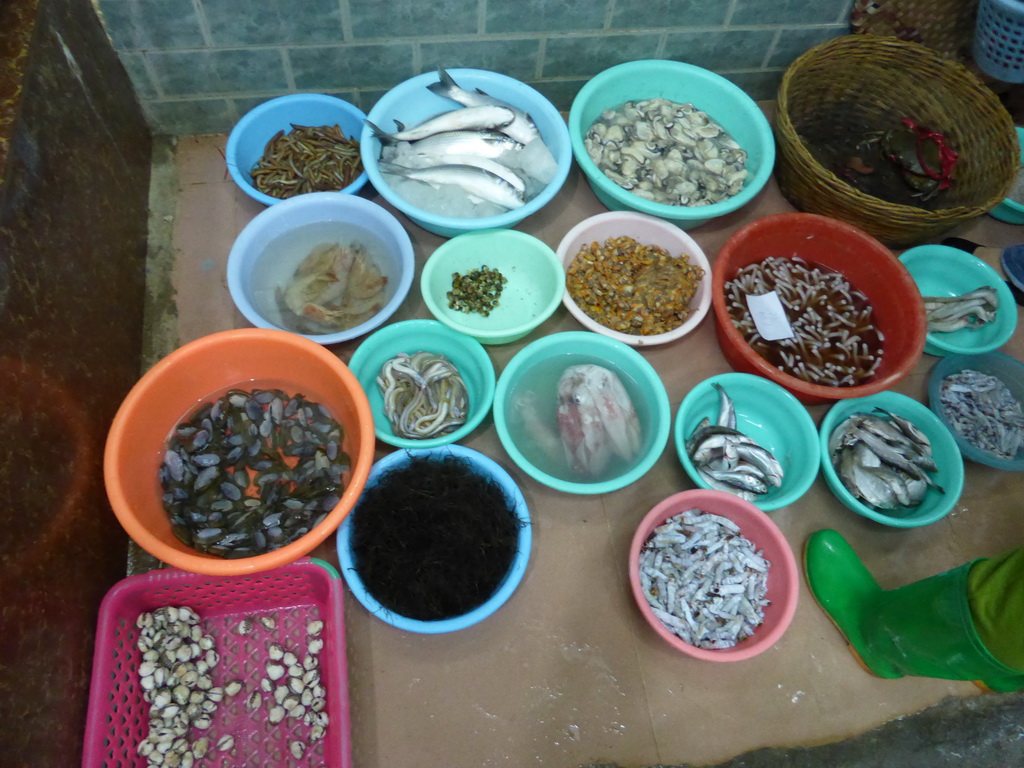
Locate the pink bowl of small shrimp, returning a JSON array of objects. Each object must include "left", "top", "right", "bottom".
[{"left": 629, "top": 489, "right": 799, "bottom": 661}]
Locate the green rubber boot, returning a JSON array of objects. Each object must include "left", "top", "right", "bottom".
[{"left": 804, "top": 529, "right": 1024, "bottom": 693}]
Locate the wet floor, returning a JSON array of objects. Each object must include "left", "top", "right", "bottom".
[{"left": 149, "top": 133, "right": 1024, "bottom": 768}]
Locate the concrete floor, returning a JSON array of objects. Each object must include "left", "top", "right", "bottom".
[{"left": 148, "top": 132, "right": 1024, "bottom": 768}]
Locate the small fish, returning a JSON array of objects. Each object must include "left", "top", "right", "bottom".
[
  {"left": 712, "top": 382, "right": 736, "bottom": 429},
  {"left": 378, "top": 162, "right": 526, "bottom": 209},
  {"left": 409, "top": 152, "right": 526, "bottom": 192},
  {"left": 367, "top": 105, "right": 515, "bottom": 143},
  {"left": 398, "top": 130, "right": 524, "bottom": 159},
  {"left": 427, "top": 68, "right": 541, "bottom": 145}
]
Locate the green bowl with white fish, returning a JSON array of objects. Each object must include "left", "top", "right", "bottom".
[
  {"left": 818, "top": 391, "right": 964, "bottom": 528},
  {"left": 928, "top": 352, "right": 1024, "bottom": 471},
  {"left": 674, "top": 373, "right": 819, "bottom": 512},
  {"left": 899, "top": 244, "right": 1016, "bottom": 357}
]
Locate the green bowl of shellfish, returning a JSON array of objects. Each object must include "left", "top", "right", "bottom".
[
  {"left": 347, "top": 319, "right": 496, "bottom": 449},
  {"left": 568, "top": 59, "right": 775, "bottom": 229}
]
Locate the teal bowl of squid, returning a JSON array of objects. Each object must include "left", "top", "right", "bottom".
[
  {"left": 818, "top": 391, "right": 964, "bottom": 528},
  {"left": 674, "top": 373, "right": 819, "bottom": 512},
  {"left": 492, "top": 331, "right": 671, "bottom": 494},
  {"left": 347, "top": 319, "right": 496, "bottom": 449}
]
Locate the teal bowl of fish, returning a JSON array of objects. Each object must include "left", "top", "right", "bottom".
[
  {"left": 568, "top": 59, "right": 775, "bottom": 229},
  {"left": 226, "top": 192, "right": 415, "bottom": 345},
  {"left": 421, "top": 229, "right": 565, "bottom": 345},
  {"left": 337, "top": 445, "right": 532, "bottom": 634},
  {"left": 492, "top": 331, "right": 672, "bottom": 495},
  {"left": 674, "top": 373, "right": 819, "bottom": 512},
  {"left": 226, "top": 93, "right": 369, "bottom": 206},
  {"left": 360, "top": 68, "right": 572, "bottom": 238},
  {"left": 346, "top": 319, "right": 496, "bottom": 449},
  {"left": 818, "top": 392, "right": 965, "bottom": 528},
  {"left": 928, "top": 352, "right": 1024, "bottom": 471},
  {"left": 899, "top": 244, "right": 1016, "bottom": 357}
]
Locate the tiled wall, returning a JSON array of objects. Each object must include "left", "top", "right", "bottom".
[{"left": 94, "top": 0, "right": 855, "bottom": 136}]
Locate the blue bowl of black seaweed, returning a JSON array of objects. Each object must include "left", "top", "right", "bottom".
[{"left": 337, "top": 445, "right": 532, "bottom": 633}]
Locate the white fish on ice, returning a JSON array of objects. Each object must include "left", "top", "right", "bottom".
[{"left": 427, "top": 68, "right": 542, "bottom": 145}]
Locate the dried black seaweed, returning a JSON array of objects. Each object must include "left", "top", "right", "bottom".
[{"left": 349, "top": 453, "right": 523, "bottom": 621}]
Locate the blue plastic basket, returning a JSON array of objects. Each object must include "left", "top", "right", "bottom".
[{"left": 974, "top": 0, "right": 1024, "bottom": 83}]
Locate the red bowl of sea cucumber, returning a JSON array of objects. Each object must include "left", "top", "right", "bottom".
[
  {"left": 629, "top": 489, "right": 799, "bottom": 662},
  {"left": 712, "top": 212, "right": 926, "bottom": 405}
]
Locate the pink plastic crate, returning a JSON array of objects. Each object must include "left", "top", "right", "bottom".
[{"left": 82, "top": 558, "right": 351, "bottom": 768}]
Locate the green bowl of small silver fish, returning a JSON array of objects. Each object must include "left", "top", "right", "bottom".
[
  {"left": 347, "top": 319, "right": 496, "bottom": 449},
  {"left": 899, "top": 244, "right": 1016, "bottom": 357},
  {"left": 928, "top": 352, "right": 1024, "bottom": 471},
  {"left": 675, "top": 373, "right": 819, "bottom": 512},
  {"left": 819, "top": 391, "right": 965, "bottom": 528}
]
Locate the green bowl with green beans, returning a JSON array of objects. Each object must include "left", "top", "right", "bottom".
[{"left": 421, "top": 229, "right": 565, "bottom": 345}]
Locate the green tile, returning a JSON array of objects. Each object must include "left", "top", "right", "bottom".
[
  {"left": 148, "top": 49, "right": 289, "bottom": 96},
  {"left": 611, "top": 0, "right": 727, "bottom": 30},
  {"left": 420, "top": 39, "right": 541, "bottom": 81},
  {"left": 119, "top": 52, "right": 158, "bottom": 100},
  {"left": 721, "top": 70, "right": 785, "bottom": 102},
  {"left": 349, "top": 0, "right": 478, "bottom": 39},
  {"left": 485, "top": 0, "right": 605, "bottom": 34},
  {"left": 290, "top": 44, "right": 415, "bottom": 90},
  {"left": 203, "top": 0, "right": 343, "bottom": 46},
  {"left": 97, "top": 0, "right": 205, "bottom": 51},
  {"left": 767, "top": 26, "right": 846, "bottom": 68},
  {"left": 144, "top": 98, "right": 235, "bottom": 135},
  {"left": 663, "top": 29, "right": 775, "bottom": 71},
  {"left": 730, "top": 0, "right": 852, "bottom": 26},
  {"left": 542, "top": 34, "right": 662, "bottom": 79},
  {"left": 532, "top": 79, "right": 588, "bottom": 113}
]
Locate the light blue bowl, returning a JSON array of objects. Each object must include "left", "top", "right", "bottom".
[
  {"left": 568, "top": 59, "right": 775, "bottom": 229},
  {"left": 346, "top": 319, "right": 496, "bottom": 448},
  {"left": 361, "top": 68, "right": 572, "bottom": 238},
  {"left": 989, "top": 126, "right": 1024, "bottom": 224},
  {"left": 226, "top": 192, "right": 414, "bottom": 345},
  {"left": 899, "top": 244, "right": 1017, "bottom": 357},
  {"left": 674, "top": 373, "right": 819, "bottom": 512},
  {"left": 928, "top": 351, "right": 1024, "bottom": 471},
  {"left": 226, "top": 93, "right": 369, "bottom": 206},
  {"left": 492, "top": 331, "right": 671, "bottom": 494},
  {"left": 337, "top": 445, "right": 532, "bottom": 633},
  {"left": 818, "top": 392, "right": 965, "bottom": 528}
]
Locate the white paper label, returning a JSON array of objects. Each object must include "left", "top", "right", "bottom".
[{"left": 746, "top": 291, "right": 794, "bottom": 341}]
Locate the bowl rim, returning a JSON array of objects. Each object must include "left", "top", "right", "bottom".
[
  {"left": 711, "top": 211, "right": 927, "bottom": 401},
  {"left": 226, "top": 192, "right": 415, "bottom": 345},
  {"left": 927, "top": 351, "right": 1024, "bottom": 470},
  {"left": 103, "top": 328, "right": 377, "bottom": 576},
  {"left": 346, "top": 318, "right": 497, "bottom": 448},
  {"left": 556, "top": 211, "right": 713, "bottom": 346},
  {"left": 627, "top": 488, "right": 799, "bottom": 661},
  {"left": 491, "top": 330, "right": 672, "bottom": 494},
  {"left": 898, "top": 244, "right": 1018, "bottom": 356},
  {"left": 673, "top": 372, "right": 821, "bottom": 511},
  {"left": 336, "top": 444, "right": 532, "bottom": 633},
  {"left": 420, "top": 228, "right": 566, "bottom": 341},
  {"left": 817, "top": 391, "right": 965, "bottom": 527},
  {"left": 567, "top": 59, "right": 776, "bottom": 220},
  {"left": 360, "top": 68, "right": 572, "bottom": 231},
  {"left": 992, "top": 126, "right": 1024, "bottom": 215},
  {"left": 225, "top": 93, "right": 370, "bottom": 206}
]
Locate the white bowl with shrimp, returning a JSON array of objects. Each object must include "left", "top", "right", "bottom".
[
  {"left": 556, "top": 211, "right": 712, "bottom": 346},
  {"left": 360, "top": 68, "right": 572, "bottom": 238},
  {"left": 227, "top": 192, "right": 415, "bottom": 345}
]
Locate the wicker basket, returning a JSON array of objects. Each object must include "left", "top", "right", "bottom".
[{"left": 774, "top": 35, "right": 1017, "bottom": 248}]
